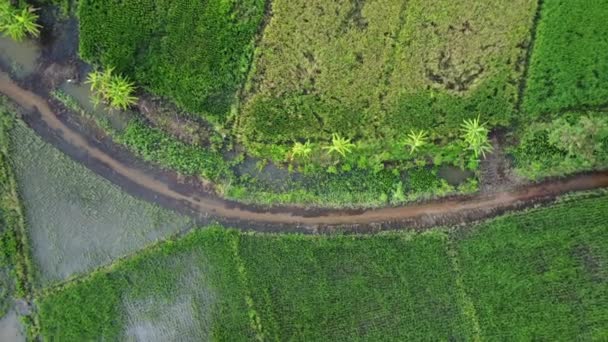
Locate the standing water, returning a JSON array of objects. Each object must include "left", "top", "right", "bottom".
[
  {"left": 438, "top": 165, "right": 474, "bottom": 186},
  {"left": 0, "top": 311, "right": 25, "bottom": 342},
  {"left": 0, "top": 37, "right": 40, "bottom": 79},
  {"left": 59, "top": 82, "right": 131, "bottom": 132}
]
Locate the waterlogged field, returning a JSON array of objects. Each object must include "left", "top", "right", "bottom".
[
  {"left": 524, "top": 0, "right": 608, "bottom": 115},
  {"left": 240, "top": 0, "right": 537, "bottom": 145},
  {"left": 35, "top": 193, "right": 608, "bottom": 341},
  {"left": 37, "top": 229, "right": 253, "bottom": 341},
  {"left": 9, "top": 124, "right": 193, "bottom": 285}
]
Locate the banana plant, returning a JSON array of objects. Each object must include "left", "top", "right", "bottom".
[{"left": 323, "top": 133, "right": 355, "bottom": 158}]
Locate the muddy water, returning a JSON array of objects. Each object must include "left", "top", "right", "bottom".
[
  {"left": 2, "top": 72, "right": 608, "bottom": 230},
  {"left": 438, "top": 165, "right": 474, "bottom": 186},
  {"left": 59, "top": 82, "right": 130, "bottom": 131},
  {"left": 0, "top": 37, "right": 40, "bottom": 79}
]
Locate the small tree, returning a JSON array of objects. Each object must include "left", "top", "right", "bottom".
[
  {"left": 404, "top": 129, "right": 428, "bottom": 154},
  {"left": 86, "top": 68, "right": 137, "bottom": 110},
  {"left": 323, "top": 133, "right": 355, "bottom": 158},
  {"left": 0, "top": 5, "right": 40, "bottom": 42},
  {"left": 460, "top": 116, "right": 493, "bottom": 158}
]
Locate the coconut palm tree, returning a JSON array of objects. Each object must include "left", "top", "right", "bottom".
[
  {"left": 460, "top": 116, "right": 493, "bottom": 158},
  {"left": 404, "top": 129, "right": 428, "bottom": 154},
  {"left": 323, "top": 133, "right": 355, "bottom": 158}
]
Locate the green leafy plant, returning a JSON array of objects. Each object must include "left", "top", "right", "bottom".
[
  {"left": 460, "top": 116, "right": 493, "bottom": 158},
  {"left": 404, "top": 130, "right": 429, "bottom": 154},
  {"left": 290, "top": 140, "right": 313, "bottom": 161},
  {"left": 323, "top": 133, "right": 355, "bottom": 158},
  {"left": 86, "top": 68, "right": 137, "bottom": 110},
  {"left": 0, "top": 4, "right": 41, "bottom": 41}
]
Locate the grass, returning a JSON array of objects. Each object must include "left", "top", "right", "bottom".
[
  {"left": 523, "top": 0, "right": 608, "bottom": 115},
  {"left": 9, "top": 123, "right": 194, "bottom": 285},
  {"left": 78, "top": 0, "right": 266, "bottom": 122},
  {"left": 240, "top": 0, "right": 537, "bottom": 145},
  {"left": 34, "top": 193, "right": 608, "bottom": 340}
]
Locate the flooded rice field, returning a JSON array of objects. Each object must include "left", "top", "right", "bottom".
[{"left": 9, "top": 123, "right": 194, "bottom": 285}]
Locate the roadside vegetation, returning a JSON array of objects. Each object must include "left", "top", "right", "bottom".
[{"left": 35, "top": 193, "right": 608, "bottom": 340}]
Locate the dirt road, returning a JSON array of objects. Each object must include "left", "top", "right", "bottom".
[{"left": 2, "top": 72, "right": 608, "bottom": 233}]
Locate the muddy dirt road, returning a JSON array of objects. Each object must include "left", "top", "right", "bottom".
[{"left": 2, "top": 72, "right": 608, "bottom": 233}]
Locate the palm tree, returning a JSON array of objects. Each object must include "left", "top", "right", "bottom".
[
  {"left": 460, "top": 116, "right": 493, "bottom": 158},
  {"left": 1, "top": 6, "right": 41, "bottom": 42},
  {"left": 291, "top": 140, "right": 313, "bottom": 160},
  {"left": 404, "top": 129, "right": 428, "bottom": 154},
  {"left": 323, "top": 133, "right": 355, "bottom": 158}
]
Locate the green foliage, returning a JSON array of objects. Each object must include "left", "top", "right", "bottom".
[
  {"left": 37, "top": 228, "right": 256, "bottom": 341},
  {"left": 404, "top": 129, "right": 428, "bottom": 154},
  {"left": 240, "top": 0, "right": 536, "bottom": 155},
  {"left": 0, "top": 3, "right": 40, "bottom": 42},
  {"left": 237, "top": 231, "right": 473, "bottom": 340},
  {"left": 512, "top": 113, "right": 608, "bottom": 179},
  {"left": 456, "top": 196, "right": 608, "bottom": 340},
  {"left": 78, "top": 0, "right": 266, "bottom": 122},
  {"left": 460, "top": 116, "right": 493, "bottom": 158},
  {"left": 86, "top": 68, "right": 137, "bottom": 110},
  {"left": 290, "top": 140, "right": 313, "bottom": 161},
  {"left": 35, "top": 193, "right": 608, "bottom": 340},
  {"left": 323, "top": 133, "right": 355, "bottom": 158},
  {"left": 119, "top": 120, "right": 233, "bottom": 183},
  {"left": 524, "top": 0, "right": 608, "bottom": 114}
]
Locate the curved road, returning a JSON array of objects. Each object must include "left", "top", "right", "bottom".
[{"left": 2, "top": 72, "right": 608, "bottom": 233}]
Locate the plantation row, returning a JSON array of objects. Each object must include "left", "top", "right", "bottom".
[{"left": 36, "top": 194, "right": 608, "bottom": 340}]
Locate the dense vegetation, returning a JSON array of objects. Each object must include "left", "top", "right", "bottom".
[
  {"left": 240, "top": 0, "right": 536, "bottom": 146},
  {"left": 524, "top": 0, "right": 608, "bottom": 115},
  {"left": 78, "top": 0, "right": 266, "bottom": 122},
  {"left": 35, "top": 193, "right": 608, "bottom": 340},
  {"left": 512, "top": 112, "right": 608, "bottom": 179},
  {"left": 456, "top": 195, "right": 608, "bottom": 340}
]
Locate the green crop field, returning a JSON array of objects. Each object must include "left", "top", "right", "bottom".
[
  {"left": 456, "top": 195, "right": 608, "bottom": 340},
  {"left": 239, "top": 0, "right": 537, "bottom": 145},
  {"left": 35, "top": 193, "right": 608, "bottom": 341},
  {"left": 524, "top": 0, "right": 608, "bottom": 115},
  {"left": 10, "top": 123, "right": 193, "bottom": 285},
  {"left": 78, "top": 0, "right": 266, "bottom": 122}
]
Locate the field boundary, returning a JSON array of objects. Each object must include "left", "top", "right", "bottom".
[
  {"left": 446, "top": 235, "right": 481, "bottom": 341},
  {"left": 515, "top": 0, "right": 544, "bottom": 113}
]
